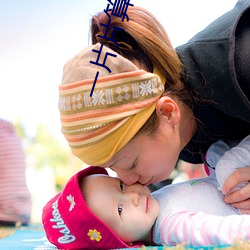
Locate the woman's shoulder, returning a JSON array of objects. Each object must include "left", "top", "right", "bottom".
[{"left": 176, "top": 0, "right": 250, "bottom": 123}]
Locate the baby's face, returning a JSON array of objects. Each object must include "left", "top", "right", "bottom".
[{"left": 84, "top": 174, "right": 160, "bottom": 244}]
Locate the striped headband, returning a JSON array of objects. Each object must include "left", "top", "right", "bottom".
[{"left": 59, "top": 43, "right": 165, "bottom": 165}]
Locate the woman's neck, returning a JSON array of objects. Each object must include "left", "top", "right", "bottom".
[{"left": 179, "top": 103, "right": 197, "bottom": 149}]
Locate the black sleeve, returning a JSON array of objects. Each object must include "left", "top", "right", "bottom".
[
  {"left": 235, "top": 7, "right": 250, "bottom": 100},
  {"left": 176, "top": 0, "right": 250, "bottom": 123},
  {"left": 177, "top": 0, "right": 250, "bottom": 164}
]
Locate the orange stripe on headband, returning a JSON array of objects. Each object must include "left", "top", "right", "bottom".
[{"left": 59, "top": 70, "right": 146, "bottom": 90}]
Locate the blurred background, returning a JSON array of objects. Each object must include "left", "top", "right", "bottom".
[{"left": 0, "top": 0, "right": 238, "bottom": 223}]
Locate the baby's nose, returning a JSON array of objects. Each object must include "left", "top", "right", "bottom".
[{"left": 126, "top": 191, "right": 140, "bottom": 206}]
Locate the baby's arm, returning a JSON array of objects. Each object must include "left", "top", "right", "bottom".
[
  {"left": 159, "top": 210, "right": 250, "bottom": 247},
  {"left": 205, "top": 139, "right": 231, "bottom": 178},
  {"left": 215, "top": 135, "right": 250, "bottom": 193}
]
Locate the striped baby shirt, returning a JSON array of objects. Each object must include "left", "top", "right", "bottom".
[{"left": 152, "top": 135, "right": 250, "bottom": 246}]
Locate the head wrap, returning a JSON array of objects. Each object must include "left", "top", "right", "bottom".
[
  {"left": 59, "top": 43, "right": 165, "bottom": 165},
  {"left": 42, "top": 166, "right": 142, "bottom": 249}
]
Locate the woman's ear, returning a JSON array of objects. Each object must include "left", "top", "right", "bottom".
[{"left": 156, "top": 96, "right": 180, "bottom": 126}]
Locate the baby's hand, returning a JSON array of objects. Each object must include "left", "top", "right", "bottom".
[{"left": 223, "top": 166, "right": 250, "bottom": 214}]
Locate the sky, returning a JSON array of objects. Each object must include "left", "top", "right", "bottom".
[{"left": 0, "top": 0, "right": 238, "bottom": 140}]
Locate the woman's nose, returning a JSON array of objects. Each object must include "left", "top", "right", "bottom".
[{"left": 112, "top": 168, "right": 139, "bottom": 185}]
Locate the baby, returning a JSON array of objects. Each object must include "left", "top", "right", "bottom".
[{"left": 42, "top": 135, "right": 250, "bottom": 249}]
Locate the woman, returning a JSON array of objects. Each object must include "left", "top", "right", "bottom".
[{"left": 59, "top": 0, "right": 250, "bottom": 211}]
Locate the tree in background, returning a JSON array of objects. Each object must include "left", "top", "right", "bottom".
[{"left": 14, "top": 120, "right": 85, "bottom": 192}]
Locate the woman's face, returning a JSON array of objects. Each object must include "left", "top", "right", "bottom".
[{"left": 100, "top": 118, "right": 182, "bottom": 186}]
